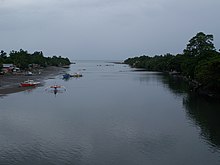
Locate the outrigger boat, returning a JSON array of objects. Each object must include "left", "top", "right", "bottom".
[
  {"left": 70, "top": 73, "right": 83, "bottom": 78},
  {"left": 45, "top": 84, "right": 66, "bottom": 95},
  {"left": 49, "top": 85, "right": 66, "bottom": 90},
  {"left": 63, "top": 73, "right": 71, "bottom": 79},
  {"left": 63, "top": 73, "right": 83, "bottom": 79},
  {"left": 45, "top": 84, "right": 66, "bottom": 91},
  {"left": 19, "top": 79, "right": 40, "bottom": 87}
]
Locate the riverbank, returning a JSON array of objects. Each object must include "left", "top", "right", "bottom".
[
  {"left": 0, "top": 66, "right": 68, "bottom": 96},
  {"left": 168, "top": 73, "right": 220, "bottom": 100}
]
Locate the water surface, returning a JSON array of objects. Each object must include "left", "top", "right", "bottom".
[{"left": 0, "top": 60, "right": 220, "bottom": 165}]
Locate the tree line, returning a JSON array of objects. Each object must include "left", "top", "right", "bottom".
[
  {"left": 0, "top": 49, "right": 71, "bottom": 70},
  {"left": 124, "top": 32, "right": 220, "bottom": 93}
]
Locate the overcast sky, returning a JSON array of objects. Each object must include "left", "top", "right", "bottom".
[{"left": 0, "top": 0, "right": 220, "bottom": 60}]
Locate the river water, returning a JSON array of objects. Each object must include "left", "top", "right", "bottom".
[{"left": 0, "top": 60, "right": 220, "bottom": 165}]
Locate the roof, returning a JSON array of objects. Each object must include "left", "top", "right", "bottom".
[{"left": 2, "top": 64, "right": 14, "bottom": 68}]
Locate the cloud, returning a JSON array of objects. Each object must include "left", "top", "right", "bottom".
[{"left": 0, "top": 0, "right": 220, "bottom": 59}]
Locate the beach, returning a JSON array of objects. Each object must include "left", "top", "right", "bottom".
[{"left": 0, "top": 66, "right": 68, "bottom": 96}]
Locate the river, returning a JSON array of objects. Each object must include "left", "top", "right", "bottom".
[{"left": 0, "top": 60, "right": 220, "bottom": 165}]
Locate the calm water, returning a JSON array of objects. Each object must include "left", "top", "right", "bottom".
[{"left": 0, "top": 60, "right": 220, "bottom": 165}]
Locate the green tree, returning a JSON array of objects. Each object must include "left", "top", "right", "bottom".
[
  {"left": 183, "top": 32, "right": 215, "bottom": 57},
  {"left": 167, "top": 54, "right": 184, "bottom": 72},
  {"left": 9, "top": 49, "right": 31, "bottom": 69},
  {"left": 195, "top": 56, "right": 220, "bottom": 91},
  {"left": 0, "top": 50, "right": 7, "bottom": 59},
  {"left": 31, "top": 51, "right": 47, "bottom": 66}
]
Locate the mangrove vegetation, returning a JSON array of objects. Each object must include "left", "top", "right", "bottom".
[{"left": 124, "top": 32, "right": 220, "bottom": 96}]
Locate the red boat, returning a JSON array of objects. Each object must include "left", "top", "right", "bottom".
[{"left": 20, "top": 80, "right": 40, "bottom": 87}]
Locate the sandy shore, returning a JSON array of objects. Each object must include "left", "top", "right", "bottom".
[{"left": 0, "top": 66, "right": 68, "bottom": 96}]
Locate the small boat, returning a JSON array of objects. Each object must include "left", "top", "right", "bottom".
[
  {"left": 62, "top": 65, "right": 70, "bottom": 68},
  {"left": 20, "top": 79, "right": 40, "bottom": 87},
  {"left": 63, "top": 73, "right": 70, "bottom": 79},
  {"left": 45, "top": 84, "right": 66, "bottom": 95},
  {"left": 25, "top": 71, "right": 33, "bottom": 76},
  {"left": 45, "top": 84, "right": 66, "bottom": 90},
  {"left": 49, "top": 85, "right": 65, "bottom": 90},
  {"left": 70, "top": 73, "right": 83, "bottom": 78}
]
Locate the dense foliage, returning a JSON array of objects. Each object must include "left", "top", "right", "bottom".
[
  {"left": 0, "top": 49, "right": 71, "bottom": 69},
  {"left": 124, "top": 32, "right": 220, "bottom": 93}
]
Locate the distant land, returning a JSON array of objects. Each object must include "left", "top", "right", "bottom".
[{"left": 0, "top": 49, "right": 71, "bottom": 70}]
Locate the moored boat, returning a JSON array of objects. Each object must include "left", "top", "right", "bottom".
[
  {"left": 24, "top": 71, "right": 33, "bottom": 76},
  {"left": 63, "top": 73, "right": 71, "bottom": 79},
  {"left": 19, "top": 80, "right": 40, "bottom": 87},
  {"left": 62, "top": 65, "right": 70, "bottom": 68},
  {"left": 70, "top": 73, "right": 83, "bottom": 78}
]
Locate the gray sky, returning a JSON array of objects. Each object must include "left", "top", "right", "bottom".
[{"left": 0, "top": 0, "right": 220, "bottom": 60}]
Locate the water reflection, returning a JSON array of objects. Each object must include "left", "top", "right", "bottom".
[
  {"left": 183, "top": 94, "right": 220, "bottom": 150},
  {"left": 161, "top": 74, "right": 190, "bottom": 96},
  {"left": 138, "top": 72, "right": 163, "bottom": 83},
  {"left": 45, "top": 88, "right": 66, "bottom": 97},
  {"left": 162, "top": 74, "right": 220, "bottom": 150}
]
